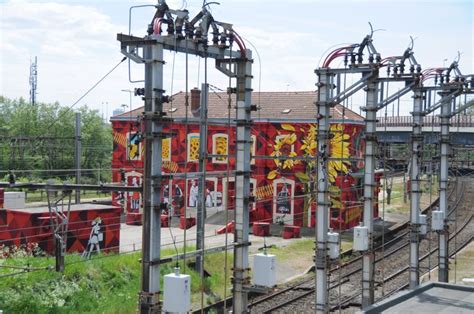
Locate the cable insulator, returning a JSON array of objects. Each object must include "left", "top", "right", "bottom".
[
  {"left": 135, "top": 88, "right": 145, "bottom": 96},
  {"left": 219, "top": 32, "right": 227, "bottom": 46},
  {"left": 351, "top": 53, "right": 356, "bottom": 64},
  {"left": 167, "top": 20, "right": 175, "bottom": 35},
  {"left": 376, "top": 53, "right": 381, "bottom": 63}
]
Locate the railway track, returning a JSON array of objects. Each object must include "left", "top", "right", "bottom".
[{"left": 249, "top": 177, "right": 473, "bottom": 313}]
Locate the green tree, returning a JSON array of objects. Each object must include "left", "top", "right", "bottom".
[{"left": 0, "top": 96, "right": 112, "bottom": 183}]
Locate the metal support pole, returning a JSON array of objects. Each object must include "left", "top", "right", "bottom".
[
  {"left": 409, "top": 87, "right": 424, "bottom": 289},
  {"left": 438, "top": 89, "right": 451, "bottom": 283},
  {"left": 54, "top": 236, "right": 65, "bottom": 272},
  {"left": 196, "top": 83, "right": 209, "bottom": 275},
  {"left": 140, "top": 40, "right": 163, "bottom": 313},
  {"left": 232, "top": 50, "right": 252, "bottom": 314},
  {"left": 315, "top": 69, "right": 333, "bottom": 313},
  {"left": 362, "top": 75, "right": 378, "bottom": 309},
  {"left": 75, "top": 112, "right": 81, "bottom": 204}
]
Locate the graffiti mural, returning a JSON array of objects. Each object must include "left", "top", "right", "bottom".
[
  {"left": 111, "top": 117, "right": 373, "bottom": 229},
  {"left": 81, "top": 217, "right": 104, "bottom": 259}
]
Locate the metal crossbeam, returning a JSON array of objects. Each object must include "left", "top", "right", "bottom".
[{"left": 0, "top": 182, "right": 141, "bottom": 192}]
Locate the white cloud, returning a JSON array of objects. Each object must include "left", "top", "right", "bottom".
[{"left": 0, "top": 0, "right": 127, "bottom": 117}]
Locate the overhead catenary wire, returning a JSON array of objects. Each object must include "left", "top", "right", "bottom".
[{"left": 43, "top": 57, "right": 127, "bottom": 134}]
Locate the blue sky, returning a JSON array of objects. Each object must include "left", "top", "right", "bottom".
[{"left": 1, "top": 0, "right": 472, "bottom": 119}]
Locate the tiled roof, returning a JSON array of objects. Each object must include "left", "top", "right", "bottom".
[{"left": 111, "top": 91, "right": 363, "bottom": 121}]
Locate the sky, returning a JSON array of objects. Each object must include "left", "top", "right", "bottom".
[{"left": 1, "top": 0, "right": 473, "bottom": 120}]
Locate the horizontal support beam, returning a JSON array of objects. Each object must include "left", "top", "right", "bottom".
[
  {"left": 0, "top": 182, "right": 141, "bottom": 192},
  {"left": 117, "top": 33, "right": 243, "bottom": 59},
  {"left": 155, "top": 243, "right": 240, "bottom": 264}
]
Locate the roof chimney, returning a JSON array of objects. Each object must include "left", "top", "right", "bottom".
[{"left": 190, "top": 88, "right": 201, "bottom": 117}]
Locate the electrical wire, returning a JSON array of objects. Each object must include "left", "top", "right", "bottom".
[{"left": 43, "top": 57, "right": 127, "bottom": 134}]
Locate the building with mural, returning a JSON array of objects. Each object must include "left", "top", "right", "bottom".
[{"left": 111, "top": 90, "right": 379, "bottom": 229}]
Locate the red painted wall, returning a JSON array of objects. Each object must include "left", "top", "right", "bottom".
[
  {"left": 0, "top": 206, "right": 121, "bottom": 254},
  {"left": 112, "top": 118, "right": 376, "bottom": 229}
]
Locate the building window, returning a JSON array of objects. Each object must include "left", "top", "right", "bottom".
[
  {"left": 212, "top": 133, "right": 228, "bottom": 164},
  {"left": 162, "top": 138, "right": 171, "bottom": 161},
  {"left": 251, "top": 134, "right": 256, "bottom": 165},
  {"left": 187, "top": 133, "right": 200, "bottom": 162}
]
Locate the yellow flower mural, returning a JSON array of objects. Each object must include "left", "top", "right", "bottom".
[
  {"left": 267, "top": 123, "right": 350, "bottom": 184},
  {"left": 328, "top": 124, "right": 351, "bottom": 183},
  {"left": 214, "top": 135, "right": 228, "bottom": 162},
  {"left": 267, "top": 131, "right": 300, "bottom": 180},
  {"left": 188, "top": 135, "right": 200, "bottom": 162},
  {"left": 162, "top": 138, "right": 171, "bottom": 161},
  {"left": 300, "top": 124, "right": 317, "bottom": 157}
]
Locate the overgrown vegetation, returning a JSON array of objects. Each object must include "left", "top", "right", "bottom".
[
  {"left": 0, "top": 238, "right": 327, "bottom": 313},
  {"left": 0, "top": 246, "right": 226, "bottom": 314}
]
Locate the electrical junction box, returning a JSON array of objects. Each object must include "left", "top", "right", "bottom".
[
  {"left": 327, "top": 231, "right": 340, "bottom": 259},
  {"left": 432, "top": 210, "right": 445, "bottom": 231},
  {"left": 353, "top": 225, "right": 369, "bottom": 251},
  {"left": 163, "top": 268, "right": 191, "bottom": 313},
  {"left": 253, "top": 253, "right": 276, "bottom": 287},
  {"left": 419, "top": 214, "right": 427, "bottom": 235},
  {"left": 4, "top": 192, "right": 25, "bottom": 209}
]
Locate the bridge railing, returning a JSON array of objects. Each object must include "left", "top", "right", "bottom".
[{"left": 377, "top": 115, "right": 474, "bottom": 128}]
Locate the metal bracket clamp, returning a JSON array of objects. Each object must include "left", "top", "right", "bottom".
[
  {"left": 234, "top": 119, "right": 254, "bottom": 127},
  {"left": 138, "top": 291, "right": 162, "bottom": 309},
  {"left": 142, "top": 112, "right": 174, "bottom": 121},
  {"left": 235, "top": 139, "right": 253, "bottom": 144},
  {"left": 364, "top": 134, "right": 378, "bottom": 141},
  {"left": 315, "top": 248, "right": 328, "bottom": 269},
  {"left": 144, "top": 131, "right": 176, "bottom": 140},
  {"left": 234, "top": 241, "right": 252, "bottom": 248},
  {"left": 411, "top": 134, "right": 424, "bottom": 141},
  {"left": 235, "top": 170, "right": 251, "bottom": 176}
]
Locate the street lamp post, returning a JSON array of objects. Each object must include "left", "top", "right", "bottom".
[{"left": 121, "top": 89, "right": 133, "bottom": 113}]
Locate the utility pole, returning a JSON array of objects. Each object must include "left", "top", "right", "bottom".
[
  {"left": 139, "top": 40, "right": 165, "bottom": 313},
  {"left": 196, "top": 83, "right": 209, "bottom": 275},
  {"left": 314, "top": 68, "right": 333, "bottom": 313},
  {"left": 438, "top": 87, "right": 451, "bottom": 283},
  {"left": 362, "top": 73, "right": 379, "bottom": 308},
  {"left": 29, "top": 56, "right": 38, "bottom": 106},
  {"left": 117, "top": 4, "right": 252, "bottom": 312},
  {"left": 75, "top": 112, "right": 81, "bottom": 204},
  {"left": 409, "top": 86, "right": 424, "bottom": 288},
  {"left": 232, "top": 49, "right": 253, "bottom": 314}
]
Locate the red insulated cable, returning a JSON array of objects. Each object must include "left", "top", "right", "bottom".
[
  {"left": 153, "top": 18, "right": 163, "bottom": 35},
  {"left": 231, "top": 31, "right": 247, "bottom": 58},
  {"left": 324, "top": 52, "right": 347, "bottom": 68},
  {"left": 322, "top": 47, "right": 347, "bottom": 68}
]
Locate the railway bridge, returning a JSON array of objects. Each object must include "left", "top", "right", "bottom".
[{"left": 376, "top": 115, "right": 474, "bottom": 145}]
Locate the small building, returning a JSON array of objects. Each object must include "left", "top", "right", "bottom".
[
  {"left": 110, "top": 90, "right": 379, "bottom": 229},
  {"left": 0, "top": 189, "right": 121, "bottom": 255}
]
